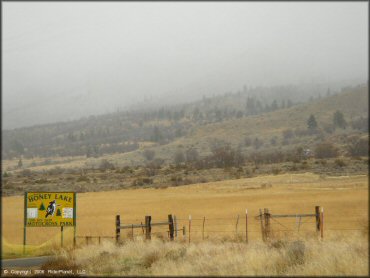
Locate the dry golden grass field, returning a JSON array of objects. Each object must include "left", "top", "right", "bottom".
[{"left": 2, "top": 173, "right": 368, "bottom": 258}]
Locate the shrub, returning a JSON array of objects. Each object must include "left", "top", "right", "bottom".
[
  {"left": 253, "top": 137, "right": 264, "bottom": 150},
  {"left": 199, "top": 177, "right": 208, "bottom": 183},
  {"left": 315, "top": 142, "right": 338, "bottom": 159},
  {"left": 282, "top": 129, "right": 294, "bottom": 140},
  {"left": 174, "top": 150, "right": 185, "bottom": 165},
  {"left": 334, "top": 159, "right": 346, "bottom": 167},
  {"left": 272, "top": 167, "right": 281, "bottom": 175},
  {"left": 245, "top": 168, "right": 253, "bottom": 178},
  {"left": 131, "top": 178, "right": 153, "bottom": 186},
  {"left": 350, "top": 116, "right": 368, "bottom": 132},
  {"left": 35, "top": 178, "right": 48, "bottom": 184},
  {"left": 122, "top": 166, "right": 134, "bottom": 174},
  {"left": 170, "top": 175, "right": 183, "bottom": 186},
  {"left": 185, "top": 148, "right": 199, "bottom": 162},
  {"left": 76, "top": 176, "right": 90, "bottom": 182},
  {"left": 20, "top": 169, "right": 33, "bottom": 177},
  {"left": 244, "top": 137, "right": 252, "bottom": 147},
  {"left": 270, "top": 137, "right": 277, "bottom": 146},
  {"left": 261, "top": 182, "right": 272, "bottom": 189},
  {"left": 143, "top": 149, "right": 155, "bottom": 161},
  {"left": 99, "top": 159, "right": 115, "bottom": 170},
  {"left": 323, "top": 124, "right": 335, "bottom": 134},
  {"left": 347, "top": 136, "right": 369, "bottom": 157},
  {"left": 47, "top": 167, "right": 65, "bottom": 175}
]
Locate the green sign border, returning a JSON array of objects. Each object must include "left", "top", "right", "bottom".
[{"left": 24, "top": 191, "right": 77, "bottom": 227}]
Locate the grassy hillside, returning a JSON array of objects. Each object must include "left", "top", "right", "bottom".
[
  {"left": 88, "top": 84, "right": 367, "bottom": 167},
  {"left": 3, "top": 83, "right": 367, "bottom": 164},
  {"left": 2, "top": 84, "right": 368, "bottom": 197},
  {"left": 2, "top": 84, "right": 367, "bottom": 172}
]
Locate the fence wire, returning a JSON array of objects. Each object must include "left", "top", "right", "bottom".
[{"left": 74, "top": 212, "right": 367, "bottom": 246}]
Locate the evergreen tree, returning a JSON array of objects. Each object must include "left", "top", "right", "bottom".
[
  {"left": 307, "top": 114, "right": 318, "bottom": 130},
  {"left": 151, "top": 126, "right": 163, "bottom": 142},
  {"left": 271, "top": 99, "right": 278, "bottom": 111},
  {"left": 246, "top": 97, "right": 257, "bottom": 115},
  {"left": 56, "top": 208, "right": 62, "bottom": 216},
  {"left": 333, "top": 110, "right": 347, "bottom": 129},
  {"left": 39, "top": 202, "right": 46, "bottom": 210}
]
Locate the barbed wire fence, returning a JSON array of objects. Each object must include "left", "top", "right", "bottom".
[{"left": 74, "top": 206, "right": 368, "bottom": 247}]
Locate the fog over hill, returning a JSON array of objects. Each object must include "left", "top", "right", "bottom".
[{"left": 3, "top": 2, "right": 368, "bottom": 129}]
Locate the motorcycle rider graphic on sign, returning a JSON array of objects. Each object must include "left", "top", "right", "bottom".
[{"left": 45, "top": 200, "right": 60, "bottom": 218}]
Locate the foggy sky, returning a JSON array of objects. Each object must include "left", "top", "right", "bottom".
[{"left": 3, "top": 2, "right": 368, "bottom": 129}]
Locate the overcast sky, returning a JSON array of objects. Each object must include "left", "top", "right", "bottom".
[{"left": 3, "top": 2, "right": 368, "bottom": 129}]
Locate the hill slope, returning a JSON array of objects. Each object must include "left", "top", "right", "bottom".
[
  {"left": 2, "top": 84, "right": 367, "bottom": 170},
  {"left": 85, "top": 84, "right": 368, "bottom": 167}
]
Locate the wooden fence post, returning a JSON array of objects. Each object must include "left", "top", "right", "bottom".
[
  {"left": 320, "top": 207, "right": 324, "bottom": 240},
  {"left": 245, "top": 209, "right": 248, "bottom": 243},
  {"left": 99, "top": 236, "right": 101, "bottom": 245},
  {"left": 264, "top": 208, "right": 270, "bottom": 241},
  {"left": 116, "top": 215, "right": 120, "bottom": 244},
  {"left": 131, "top": 224, "right": 134, "bottom": 240},
  {"left": 315, "top": 206, "right": 321, "bottom": 235},
  {"left": 168, "top": 214, "right": 174, "bottom": 241},
  {"left": 235, "top": 214, "right": 240, "bottom": 236},
  {"left": 183, "top": 226, "right": 186, "bottom": 239},
  {"left": 188, "top": 215, "right": 192, "bottom": 244},
  {"left": 61, "top": 226, "right": 64, "bottom": 248},
  {"left": 259, "top": 209, "right": 265, "bottom": 242},
  {"left": 174, "top": 215, "right": 178, "bottom": 238},
  {"left": 145, "top": 216, "right": 152, "bottom": 240}
]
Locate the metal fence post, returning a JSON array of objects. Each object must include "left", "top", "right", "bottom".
[{"left": 245, "top": 209, "right": 248, "bottom": 243}]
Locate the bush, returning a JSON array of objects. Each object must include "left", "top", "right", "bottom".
[
  {"left": 261, "top": 182, "right": 272, "bottom": 189},
  {"left": 347, "top": 136, "right": 369, "bottom": 157},
  {"left": 170, "top": 175, "right": 183, "bottom": 186},
  {"left": 20, "top": 169, "right": 33, "bottom": 177},
  {"left": 76, "top": 176, "right": 90, "bottom": 182},
  {"left": 47, "top": 167, "right": 65, "bottom": 175},
  {"left": 131, "top": 178, "right": 153, "bottom": 186},
  {"left": 199, "top": 177, "right": 208, "bottom": 183},
  {"left": 351, "top": 117, "right": 368, "bottom": 132},
  {"left": 185, "top": 148, "right": 199, "bottom": 162},
  {"left": 282, "top": 129, "right": 294, "bottom": 140},
  {"left": 143, "top": 149, "right": 155, "bottom": 161},
  {"left": 35, "top": 178, "right": 48, "bottom": 184},
  {"left": 334, "top": 159, "right": 346, "bottom": 167},
  {"left": 270, "top": 137, "right": 277, "bottom": 146},
  {"left": 323, "top": 124, "right": 335, "bottom": 134},
  {"left": 99, "top": 159, "right": 115, "bottom": 170},
  {"left": 272, "top": 167, "right": 281, "bottom": 175},
  {"left": 315, "top": 142, "right": 338, "bottom": 159},
  {"left": 244, "top": 137, "right": 252, "bottom": 147},
  {"left": 253, "top": 137, "right": 263, "bottom": 150},
  {"left": 174, "top": 150, "right": 185, "bottom": 165}
]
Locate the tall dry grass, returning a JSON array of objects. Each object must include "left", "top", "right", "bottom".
[{"left": 43, "top": 232, "right": 368, "bottom": 276}]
